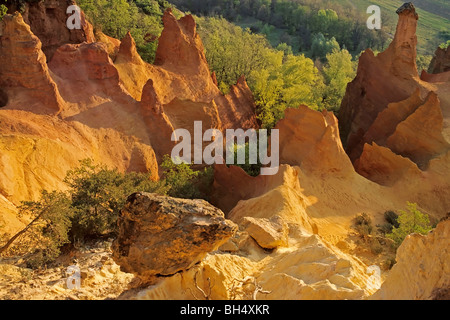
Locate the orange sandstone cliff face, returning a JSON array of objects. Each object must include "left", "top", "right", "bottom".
[
  {"left": 0, "top": 7, "right": 259, "bottom": 230},
  {"left": 0, "top": 13, "right": 65, "bottom": 115},
  {"left": 339, "top": 3, "right": 450, "bottom": 167},
  {"left": 338, "top": 3, "right": 450, "bottom": 188},
  {"left": 16, "top": 0, "right": 95, "bottom": 61}
]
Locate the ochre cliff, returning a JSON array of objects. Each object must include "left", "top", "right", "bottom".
[{"left": 371, "top": 220, "right": 450, "bottom": 300}]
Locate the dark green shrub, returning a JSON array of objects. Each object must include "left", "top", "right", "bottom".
[
  {"left": 384, "top": 210, "right": 399, "bottom": 228},
  {"left": 353, "top": 213, "right": 373, "bottom": 238},
  {"left": 64, "top": 159, "right": 166, "bottom": 240},
  {"left": 161, "top": 154, "right": 213, "bottom": 200}
]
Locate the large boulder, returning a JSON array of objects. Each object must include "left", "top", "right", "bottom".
[{"left": 112, "top": 193, "right": 237, "bottom": 278}]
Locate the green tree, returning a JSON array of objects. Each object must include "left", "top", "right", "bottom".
[
  {"left": 322, "top": 48, "right": 356, "bottom": 111},
  {"left": 64, "top": 159, "right": 165, "bottom": 240},
  {"left": 77, "top": 0, "right": 164, "bottom": 63},
  {"left": 0, "top": 191, "right": 73, "bottom": 268},
  {"left": 416, "top": 54, "right": 433, "bottom": 73},
  {"left": 161, "top": 155, "right": 213, "bottom": 200},
  {"left": 310, "top": 33, "right": 340, "bottom": 60},
  {"left": 439, "top": 40, "right": 450, "bottom": 50},
  {"left": 387, "top": 202, "right": 433, "bottom": 248}
]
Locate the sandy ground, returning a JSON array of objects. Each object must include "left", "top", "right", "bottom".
[{"left": 0, "top": 240, "right": 134, "bottom": 300}]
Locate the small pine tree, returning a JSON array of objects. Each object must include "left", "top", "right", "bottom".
[{"left": 387, "top": 202, "right": 433, "bottom": 247}]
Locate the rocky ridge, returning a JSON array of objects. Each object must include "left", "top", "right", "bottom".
[{"left": 0, "top": 2, "right": 449, "bottom": 301}]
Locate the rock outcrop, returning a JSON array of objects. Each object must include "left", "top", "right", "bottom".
[
  {"left": 114, "top": 9, "right": 258, "bottom": 149},
  {"left": 339, "top": 2, "right": 450, "bottom": 191},
  {"left": 275, "top": 106, "right": 354, "bottom": 175},
  {"left": 112, "top": 193, "right": 237, "bottom": 279},
  {"left": 213, "top": 76, "right": 259, "bottom": 130},
  {"left": 0, "top": 13, "right": 65, "bottom": 114},
  {"left": 338, "top": 3, "right": 422, "bottom": 163},
  {"left": 428, "top": 46, "right": 450, "bottom": 74},
  {"left": 371, "top": 220, "right": 450, "bottom": 300},
  {"left": 16, "top": 0, "right": 95, "bottom": 61},
  {"left": 48, "top": 41, "right": 134, "bottom": 109}
]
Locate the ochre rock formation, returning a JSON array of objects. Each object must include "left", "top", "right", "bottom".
[
  {"left": 428, "top": 46, "right": 450, "bottom": 74},
  {"left": 354, "top": 143, "right": 421, "bottom": 187},
  {"left": 14, "top": 0, "right": 95, "bottom": 61},
  {"left": 115, "top": 10, "right": 258, "bottom": 134},
  {"left": 339, "top": 2, "right": 450, "bottom": 191},
  {"left": 275, "top": 106, "right": 354, "bottom": 175},
  {"left": 240, "top": 216, "right": 289, "bottom": 249},
  {"left": 213, "top": 75, "right": 259, "bottom": 130},
  {"left": 0, "top": 13, "right": 65, "bottom": 114},
  {"left": 385, "top": 92, "right": 449, "bottom": 167},
  {"left": 48, "top": 41, "right": 136, "bottom": 116},
  {"left": 339, "top": 3, "right": 423, "bottom": 163},
  {"left": 371, "top": 220, "right": 450, "bottom": 300},
  {"left": 112, "top": 193, "right": 237, "bottom": 279}
]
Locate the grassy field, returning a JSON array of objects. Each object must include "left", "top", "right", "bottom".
[
  {"left": 337, "top": 0, "right": 449, "bottom": 54},
  {"left": 233, "top": 0, "right": 448, "bottom": 55}
]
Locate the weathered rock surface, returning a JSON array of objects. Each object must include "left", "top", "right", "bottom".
[
  {"left": 16, "top": 0, "right": 95, "bottom": 61},
  {"left": 48, "top": 41, "right": 134, "bottom": 111},
  {"left": 339, "top": 3, "right": 423, "bottom": 163},
  {"left": 355, "top": 143, "right": 421, "bottom": 187},
  {"left": 275, "top": 106, "right": 354, "bottom": 175},
  {"left": 213, "top": 75, "right": 259, "bottom": 130},
  {"left": 386, "top": 92, "right": 449, "bottom": 167},
  {"left": 112, "top": 193, "right": 237, "bottom": 278},
  {"left": 429, "top": 46, "right": 450, "bottom": 74},
  {"left": 114, "top": 9, "right": 258, "bottom": 145},
  {"left": 241, "top": 216, "right": 289, "bottom": 249},
  {"left": 355, "top": 91, "right": 450, "bottom": 178},
  {"left": 0, "top": 13, "right": 65, "bottom": 114},
  {"left": 371, "top": 220, "right": 450, "bottom": 300}
]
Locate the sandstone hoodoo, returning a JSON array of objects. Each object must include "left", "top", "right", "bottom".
[
  {"left": 112, "top": 193, "right": 237, "bottom": 279},
  {"left": 15, "top": 0, "right": 95, "bottom": 61},
  {"left": 339, "top": 2, "right": 422, "bottom": 163},
  {"left": 0, "top": 13, "right": 65, "bottom": 114}
]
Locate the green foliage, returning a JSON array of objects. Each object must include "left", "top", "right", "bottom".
[
  {"left": 64, "top": 159, "right": 166, "bottom": 240},
  {"left": 384, "top": 210, "right": 399, "bottom": 228},
  {"left": 161, "top": 155, "right": 213, "bottom": 200},
  {"left": 171, "top": 0, "right": 390, "bottom": 53},
  {"left": 310, "top": 33, "right": 340, "bottom": 60},
  {"left": 439, "top": 40, "right": 450, "bottom": 50},
  {"left": 17, "top": 191, "right": 73, "bottom": 269},
  {"left": 0, "top": 4, "right": 7, "bottom": 19},
  {"left": 1, "top": 156, "right": 217, "bottom": 267},
  {"left": 353, "top": 213, "right": 373, "bottom": 238},
  {"left": 386, "top": 202, "right": 433, "bottom": 248},
  {"left": 230, "top": 142, "right": 263, "bottom": 177},
  {"left": 77, "top": 0, "right": 166, "bottom": 63},
  {"left": 322, "top": 48, "right": 356, "bottom": 112},
  {"left": 197, "top": 16, "right": 274, "bottom": 91},
  {"left": 416, "top": 54, "right": 433, "bottom": 73}
]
